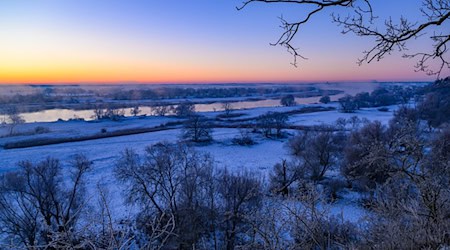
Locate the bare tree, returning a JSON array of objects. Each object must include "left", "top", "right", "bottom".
[
  {"left": 342, "top": 121, "right": 391, "bottom": 190},
  {"left": 428, "top": 124, "right": 450, "bottom": 176},
  {"left": 182, "top": 114, "right": 213, "bottom": 143},
  {"left": 5, "top": 106, "right": 24, "bottom": 135},
  {"left": 217, "top": 170, "right": 263, "bottom": 250},
  {"left": 338, "top": 95, "right": 358, "bottom": 113},
  {"left": 269, "top": 159, "right": 302, "bottom": 196},
  {"left": 0, "top": 154, "right": 91, "bottom": 248},
  {"left": 92, "top": 105, "right": 105, "bottom": 120},
  {"left": 244, "top": 198, "right": 295, "bottom": 249},
  {"left": 131, "top": 105, "right": 141, "bottom": 116},
  {"left": 152, "top": 105, "right": 171, "bottom": 116},
  {"left": 92, "top": 104, "right": 125, "bottom": 121},
  {"left": 351, "top": 115, "right": 450, "bottom": 249},
  {"left": 285, "top": 183, "right": 357, "bottom": 249},
  {"left": 238, "top": 0, "right": 450, "bottom": 76},
  {"left": 173, "top": 102, "right": 195, "bottom": 117},
  {"left": 364, "top": 172, "right": 450, "bottom": 249},
  {"left": 84, "top": 185, "right": 136, "bottom": 250},
  {"left": 222, "top": 102, "right": 234, "bottom": 116},
  {"left": 115, "top": 143, "right": 218, "bottom": 248},
  {"left": 104, "top": 105, "right": 125, "bottom": 121},
  {"left": 258, "top": 112, "right": 288, "bottom": 138},
  {"left": 287, "top": 127, "right": 340, "bottom": 181}
]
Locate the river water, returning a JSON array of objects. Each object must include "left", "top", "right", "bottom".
[{"left": 1, "top": 82, "right": 379, "bottom": 123}]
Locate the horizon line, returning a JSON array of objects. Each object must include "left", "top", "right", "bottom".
[{"left": 0, "top": 80, "right": 434, "bottom": 86}]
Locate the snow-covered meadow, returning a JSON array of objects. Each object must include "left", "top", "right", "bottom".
[{"left": 0, "top": 101, "right": 399, "bottom": 222}]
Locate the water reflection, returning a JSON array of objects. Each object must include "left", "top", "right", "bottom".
[
  {"left": 1, "top": 82, "right": 379, "bottom": 123},
  {"left": 1, "top": 97, "right": 321, "bottom": 123}
]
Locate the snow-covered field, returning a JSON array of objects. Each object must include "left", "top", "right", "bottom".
[
  {"left": 0, "top": 102, "right": 397, "bottom": 222},
  {"left": 289, "top": 105, "right": 398, "bottom": 126}
]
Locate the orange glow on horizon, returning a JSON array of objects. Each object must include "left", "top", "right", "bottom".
[
  {"left": 0, "top": 57, "right": 435, "bottom": 84},
  {"left": 0, "top": 0, "right": 446, "bottom": 85}
]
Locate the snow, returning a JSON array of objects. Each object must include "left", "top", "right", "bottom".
[
  {"left": 0, "top": 101, "right": 403, "bottom": 222},
  {"left": 328, "top": 191, "right": 368, "bottom": 223},
  {"left": 202, "top": 129, "right": 290, "bottom": 175},
  {"left": 0, "top": 115, "right": 181, "bottom": 145},
  {"left": 288, "top": 105, "right": 398, "bottom": 126}
]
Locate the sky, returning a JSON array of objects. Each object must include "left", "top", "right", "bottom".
[{"left": 0, "top": 0, "right": 448, "bottom": 84}]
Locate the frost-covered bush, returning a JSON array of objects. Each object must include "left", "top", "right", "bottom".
[
  {"left": 294, "top": 215, "right": 358, "bottom": 249},
  {"left": 232, "top": 129, "right": 256, "bottom": 146}
]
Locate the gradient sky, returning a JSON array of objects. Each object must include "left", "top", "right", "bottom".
[{"left": 0, "top": 0, "right": 448, "bottom": 84}]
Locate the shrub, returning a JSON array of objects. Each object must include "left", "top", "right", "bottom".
[
  {"left": 280, "top": 95, "right": 296, "bottom": 106},
  {"left": 294, "top": 215, "right": 358, "bottom": 249},
  {"left": 319, "top": 95, "right": 331, "bottom": 104},
  {"left": 232, "top": 129, "right": 255, "bottom": 146},
  {"left": 34, "top": 126, "right": 50, "bottom": 134}
]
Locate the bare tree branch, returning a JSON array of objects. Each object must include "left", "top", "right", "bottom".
[{"left": 238, "top": 0, "right": 450, "bottom": 76}]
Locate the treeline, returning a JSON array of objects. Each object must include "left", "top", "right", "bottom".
[
  {"left": 110, "top": 86, "right": 318, "bottom": 100},
  {"left": 0, "top": 85, "right": 327, "bottom": 114},
  {"left": 417, "top": 77, "right": 450, "bottom": 127},
  {"left": 336, "top": 79, "right": 450, "bottom": 129},
  {"left": 338, "top": 85, "right": 417, "bottom": 112},
  {"left": 0, "top": 93, "right": 64, "bottom": 106}
]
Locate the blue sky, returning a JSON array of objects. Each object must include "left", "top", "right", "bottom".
[{"left": 0, "top": 0, "right": 447, "bottom": 83}]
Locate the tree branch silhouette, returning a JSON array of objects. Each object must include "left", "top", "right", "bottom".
[{"left": 238, "top": 0, "right": 449, "bottom": 77}]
